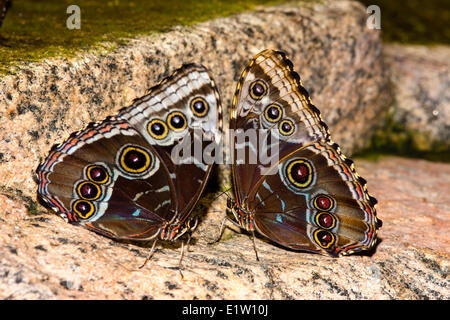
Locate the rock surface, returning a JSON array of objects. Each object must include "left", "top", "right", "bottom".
[
  {"left": 0, "top": 0, "right": 390, "bottom": 199},
  {"left": 1, "top": 1, "right": 446, "bottom": 301},
  {"left": 384, "top": 44, "right": 450, "bottom": 149},
  {"left": 0, "top": 156, "right": 448, "bottom": 299}
]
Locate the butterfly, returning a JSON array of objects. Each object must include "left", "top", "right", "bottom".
[
  {"left": 223, "top": 49, "right": 382, "bottom": 257},
  {"left": 36, "top": 63, "right": 223, "bottom": 266}
]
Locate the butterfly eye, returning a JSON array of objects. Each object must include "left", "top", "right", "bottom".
[
  {"left": 77, "top": 181, "right": 102, "bottom": 200},
  {"left": 118, "top": 146, "right": 152, "bottom": 174},
  {"left": 264, "top": 104, "right": 283, "bottom": 123},
  {"left": 286, "top": 159, "right": 314, "bottom": 189},
  {"left": 167, "top": 111, "right": 187, "bottom": 131},
  {"left": 278, "top": 119, "right": 295, "bottom": 136},
  {"left": 313, "top": 229, "right": 335, "bottom": 249},
  {"left": 315, "top": 212, "right": 336, "bottom": 230},
  {"left": 148, "top": 119, "right": 169, "bottom": 139},
  {"left": 190, "top": 97, "right": 209, "bottom": 117},
  {"left": 249, "top": 80, "right": 267, "bottom": 100},
  {"left": 186, "top": 216, "right": 198, "bottom": 230},
  {"left": 87, "top": 165, "right": 109, "bottom": 184},
  {"left": 72, "top": 200, "right": 95, "bottom": 219},
  {"left": 313, "top": 194, "right": 335, "bottom": 211}
]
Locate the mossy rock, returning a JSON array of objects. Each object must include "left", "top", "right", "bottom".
[{"left": 0, "top": 0, "right": 314, "bottom": 74}]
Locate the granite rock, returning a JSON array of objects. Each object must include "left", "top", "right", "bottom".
[
  {"left": 0, "top": 156, "right": 448, "bottom": 299},
  {"left": 384, "top": 44, "right": 450, "bottom": 149},
  {"left": 2, "top": 1, "right": 437, "bottom": 301}
]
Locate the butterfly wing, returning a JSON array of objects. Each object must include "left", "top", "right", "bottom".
[
  {"left": 118, "top": 64, "right": 222, "bottom": 222},
  {"left": 230, "top": 49, "right": 381, "bottom": 255},
  {"left": 248, "top": 141, "right": 380, "bottom": 256},
  {"left": 37, "top": 118, "right": 175, "bottom": 240},
  {"left": 37, "top": 64, "right": 222, "bottom": 240},
  {"left": 230, "top": 49, "right": 329, "bottom": 203}
]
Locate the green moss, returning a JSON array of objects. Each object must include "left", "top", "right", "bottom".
[
  {"left": 355, "top": 109, "right": 450, "bottom": 163},
  {"left": 1, "top": 0, "right": 447, "bottom": 74},
  {"left": 358, "top": 0, "right": 450, "bottom": 44},
  {"left": 0, "top": 0, "right": 308, "bottom": 74}
]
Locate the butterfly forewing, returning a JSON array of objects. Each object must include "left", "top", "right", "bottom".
[{"left": 230, "top": 50, "right": 330, "bottom": 204}]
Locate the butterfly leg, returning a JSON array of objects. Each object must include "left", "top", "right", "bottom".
[
  {"left": 208, "top": 216, "right": 232, "bottom": 244},
  {"left": 185, "top": 233, "right": 193, "bottom": 253},
  {"left": 177, "top": 240, "right": 185, "bottom": 279},
  {"left": 178, "top": 233, "right": 195, "bottom": 279},
  {"left": 139, "top": 238, "right": 158, "bottom": 269},
  {"left": 251, "top": 231, "right": 260, "bottom": 262}
]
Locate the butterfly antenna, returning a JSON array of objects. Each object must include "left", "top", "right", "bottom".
[
  {"left": 224, "top": 187, "right": 234, "bottom": 200},
  {"left": 251, "top": 231, "right": 260, "bottom": 262},
  {"left": 212, "top": 187, "right": 233, "bottom": 202},
  {"left": 139, "top": 239, "right": 158, "bottom": 269}
]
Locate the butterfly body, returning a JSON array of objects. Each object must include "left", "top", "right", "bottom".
[
  {"left": 228, "top": 49, "right": 382, "bottom": 256},
  {"left": 36, "top": 64, "right": 222, "bottom": 244}
]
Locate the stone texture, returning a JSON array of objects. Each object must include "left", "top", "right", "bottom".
[
  {"left": 3, "top": 1, "right": 443, "bottom": 300},
  {"left": 0, "top": 0, "right": 390, "bottom": 199},
  {"left": 384, "top": 44, "right": 450, "bottom": 148},
  {"left": 0, "top": 156, "right": 448, "bottom": 299}
]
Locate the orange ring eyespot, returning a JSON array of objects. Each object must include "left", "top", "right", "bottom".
[
  {"left": 315, "top": 212, "right": 336, "bottom": 230},
  {"left": 190, "top": 97, "right": 209, "bottom": 117},
  {"left": 118, "top": 145, "right": 152, "bottom": 174},
  {"left": 286, "top": 159, "right": 314, "bottom": 189},
  {"left": 167, "top": 111, "right": 187, "bottom": 131},
  {"left": 147, "top": 119, "right": 168, "bottom": 139},
  {"left": 86, "top": 165, "right": 109, "bottom": 184},
  {"left": 313, "top": 229, "right": 335, "bottom": 249},
  {"left": 264, "top": 104, "right": 283, "bottom": 123},
  {"left": 249, "top": 80, "right": 267, "bottom": 100},
  {"left": 279, "top": 119, "right": 295, "bottom": 136},
  {"left": 72, "top": 200, "right": 95, "bottom": 219},
  {"left": 77, "top": 181, "right": 102, "bottom": 201}
]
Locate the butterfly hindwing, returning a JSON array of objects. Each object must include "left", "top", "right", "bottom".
[{"left": 249, "top": 141, "right": 378, "bottom": 255}]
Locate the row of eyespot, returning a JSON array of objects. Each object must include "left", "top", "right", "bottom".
[
  {"left": 279, "top": 156, "right": 338, "bottom": 249},
  {"left": 249, "top": 79, "right": 295, "bottom": 136},
  {"left": 280, "top": 157, "right": 339, "bottom": 232},
  {"left": 148, "top": 96, "right": 209, "bottom": 140},
  {"left": 312, "top": 193, "right": 337, "bottom": 249},
  {"left": 72, "top": 164, "right": 110, "bottom": 219}
]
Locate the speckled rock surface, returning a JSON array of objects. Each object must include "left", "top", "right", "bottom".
[
  {"left": 0, "top": 0, "right": 390, "bottom": 199},
  {"left": 384, "top": 44, "right": 450, "bottom": 148},
  {"left": 2, "top": 1, "right": 431, "bottom": 300},
  {"left": 0, "top": 156, "right": 448, "bottom": 299}
]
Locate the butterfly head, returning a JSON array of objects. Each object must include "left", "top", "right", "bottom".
[
  {"left": 226, "top": 198, "right": 255, "bottom": 232},
  {"left": 159, "top": 216, "right": 198, "bottom": 241}
]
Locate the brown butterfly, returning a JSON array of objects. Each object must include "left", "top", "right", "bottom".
[
  {"left": 36, "top": 64, "right": 223, "bottom": 269},
  {"left": 221, "top": 49, "right": 382, "bottom": 257}
]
